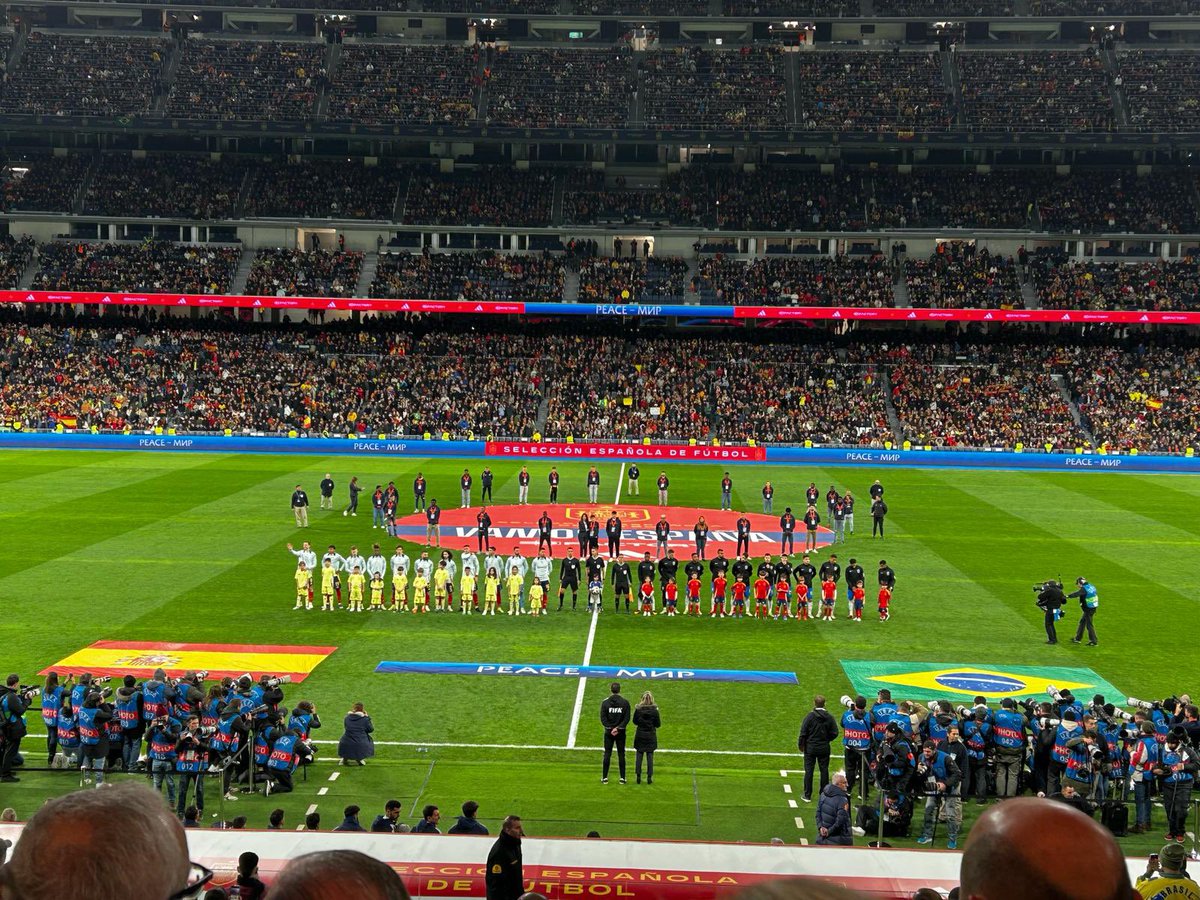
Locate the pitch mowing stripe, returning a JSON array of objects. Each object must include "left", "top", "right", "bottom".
[
  {"left": 1062, "top": 473, "right": 1200, "bottom": 540},
  {"left": 930, "top": 472, "right": 1196, "bottom": 606},
  {"left": 974, "top": 471, "right": 1200, "bottom": 546},
  {"left": 0, "top": 465, "right": 310, "bottom": 587},
  {"left": 0, "top": 452, "right": 233, "bottom": 519},
  {"left": 0, "top": 465, "right": 321, "bottom": 628}
]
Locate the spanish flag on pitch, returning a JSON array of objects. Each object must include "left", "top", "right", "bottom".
[{"left": 41, "top": 641, "right": 337, "bottom": 683}]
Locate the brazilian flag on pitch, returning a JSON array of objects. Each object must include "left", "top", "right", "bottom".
[{"left": 840, "top": 660, "right": 1125, "bottom": 702}]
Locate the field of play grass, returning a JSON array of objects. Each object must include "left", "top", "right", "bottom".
[{"left": 1, "top": 449, "right": 1196, "bottom": 849}]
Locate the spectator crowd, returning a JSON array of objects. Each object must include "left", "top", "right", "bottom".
[{"left": 4, "top": 309, "right": 1197, "bottom": 454}]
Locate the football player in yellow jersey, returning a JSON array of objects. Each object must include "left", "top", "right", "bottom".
[
  {"left": 293, "top": 562, "right": 312, "bottom": 611},
  {"left": 529, "top": 581, "right": 545, "bottom": 617},
  {"left": 460, "top": 572, "right": 477, "bottom": 615},
  {"left": 506, "top": 566, "right": 524, "bottom": 616},
  {"left": 347, "top": 566, "right": 366, "bottom": 612},
  {"left": 483, "top": 568, "right": 500, "bottom": 616},
  {"left": 433, "top": 562, "right": 450, "bottom": 611},
  {"left": 369, "top": 574, "right": 385, "bottom": 611},
  {"left": 319, "top": 559, "right": 337, "bottom": 611},
  {"left": 392, "top": 570, "right": 409, "bottom": 612},
  {"left": 412, "top": 573, "right": 429, "bottom": 613}
]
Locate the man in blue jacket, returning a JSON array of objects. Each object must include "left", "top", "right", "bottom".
[{"left": 816, "top": 771, "right": 852, "bottom": 845}]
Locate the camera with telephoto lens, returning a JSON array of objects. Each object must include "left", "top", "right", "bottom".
[
  {"left": 90, "top": 676, "right": 112, "bottom": 686},
  {"left": 17, "top": 684, "right": 40, "bottom": 702},
  {"left": 195, "top": 671, "right": 209, "bottom": 681},
  {"left": 840, "top": 695, "right": 855, "bottom": 710},
  {"left": 263, "top": 676, "right": 292, "bottom": 689},
  {"left": 1127, "top": 697, "right": 1161, "bottom": 712},
  {"left": 193, "top": 726, "right": 216, "bottom": 738},
  {"left": 1046, "top": 684, "right": 1067, "bottom": 703},
  {"left": 1033, "top": 579, "right": 1063, "bottom": 593},
  {"left": 956, "top": 705, "right": 974, "bottom": 719}
]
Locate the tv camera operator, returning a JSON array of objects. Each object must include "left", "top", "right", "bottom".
[{"left": 1034, "top": 579, "right": 1066, "bottom": 644}]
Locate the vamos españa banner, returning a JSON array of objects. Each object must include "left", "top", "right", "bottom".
[{"left": 485, "top": 441, "right": 767, "bottom": 462}]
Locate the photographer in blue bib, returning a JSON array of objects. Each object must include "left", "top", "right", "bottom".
[{"left": 1067, "top": 576, "right": 1100, "bottom": 645}]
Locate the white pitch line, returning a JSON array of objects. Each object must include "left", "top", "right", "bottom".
[
  {"left": 306, "top": 804, "right": 319, "bottom": 816},
  {"left": 793, "top": 816, "right": 805, "bottom": 829},
  {"left": 562, "top": 463, "right": 623, "bottom": 749},
  {"left": 788, "top": 799, "right": 798, "bottom": 809},
  {"left": 782, "top": 784, "right": 792, "bottom": 794},
  {"left": 318, "top": 787, "right": 329, "bottom": 796},
  {"left": 328, "top": 770, "right": 340, "bottom": 781},
  {"left": 308, "top": 738, "right": 833, "bottom": 759},
  {"left": 799, "top": 839, "right": 809, "bottom": 846},
  {"left": 779, "top": 769, "right": 789, "bottom": 778},
  {"left": 566, "top": 607, "right": 601, "bottom": 749},
  {"left": 295, "top": 824, "right": 305, "bottom": 832}
]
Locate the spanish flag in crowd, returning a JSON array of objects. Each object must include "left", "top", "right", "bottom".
[
  {"left": 202, "top": 340, "right": 219, "bottom": 352},
  {"left": 1146, "top": 398, "right": 1164, "bottom": 411},
  {"left": 52, "top": 413, "right": 78, "bottom": 428}
]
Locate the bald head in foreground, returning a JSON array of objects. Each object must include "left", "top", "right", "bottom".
[
  {"left": 0, "top": 783, "right": 191, "bottom": 900},
  {"left": 270, "top": 849, "right": 411, "bottom": 900},
  {"left": 960, "top": 797, "right": 1136, "bottom": 900}
]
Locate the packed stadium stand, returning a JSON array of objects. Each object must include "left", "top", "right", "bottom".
[{"left": 0, "top": 3, "right": 1199, "bottom": 465}]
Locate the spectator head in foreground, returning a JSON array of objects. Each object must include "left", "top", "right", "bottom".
[
  {"left": 959, "top": 797, "right": 1134, "bottom": 900},
  {"left": 736, "top": 877, "right": 867, "bottom": 900},
  {"left": 270, "top": 850, "right": 411, "bottom": 900},
  {"left": 0, "top": 783, "right": 194, "bottom": 900}
]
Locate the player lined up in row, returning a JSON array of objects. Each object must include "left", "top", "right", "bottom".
[
  {"left": 292, "top": 472, "right": 892, "bottom": 551},
  {"left": 286, "top": 541, "right": 897, "bottom": 621}
]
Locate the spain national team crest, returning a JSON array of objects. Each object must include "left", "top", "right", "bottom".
[
  {"left": 840, "top": 660, "right": 1126, "bottom": 702},
  {"left": 388, "top": 504, "right": 833, "bottom": 559}
]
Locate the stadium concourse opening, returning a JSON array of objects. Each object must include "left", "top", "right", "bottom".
[{"left": 391, "top": 504, "right": 833, "bottom": 558}]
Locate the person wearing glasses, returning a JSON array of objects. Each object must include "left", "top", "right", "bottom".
[{"left": 0, "top": 782, "right": 212, "bottom": 900}]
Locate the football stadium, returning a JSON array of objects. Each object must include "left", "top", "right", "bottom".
[{"left": 1, "top": 1, "right": 1200, "bottom": 897}]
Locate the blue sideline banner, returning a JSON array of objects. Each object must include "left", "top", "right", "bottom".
[
  {"left": 0, "top": 431, "right": 1197, "bottom": 474},
  {"left": 374, "top": 660, "right": 799, "bottom": 684}
]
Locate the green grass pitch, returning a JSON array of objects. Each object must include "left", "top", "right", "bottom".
[{"left": 1, "top": 448, "right": 1197, "bottom": 849}]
